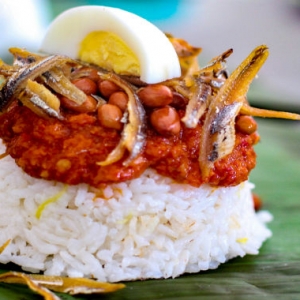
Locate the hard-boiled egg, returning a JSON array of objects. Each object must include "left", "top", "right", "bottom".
[{"left": 40, "top": 6, "right": 181, "bottom": 84}]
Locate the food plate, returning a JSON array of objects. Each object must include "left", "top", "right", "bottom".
[{"left": 0, "top": 118, "right": 300, "bottom": 299}]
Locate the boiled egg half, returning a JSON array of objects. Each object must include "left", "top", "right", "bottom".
[{"left": 40, "top": 6, "right": 181, "bottom": 84}]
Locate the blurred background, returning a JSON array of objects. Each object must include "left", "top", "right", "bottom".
[{"left": 1, "top": 0, "right": 300, "bottom": 111}]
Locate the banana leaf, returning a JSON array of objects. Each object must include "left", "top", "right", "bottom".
[{"left": 0, "top": 118, "right": 300, "bottom": 300}]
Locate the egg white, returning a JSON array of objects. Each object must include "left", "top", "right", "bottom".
[{"left": 40, "top": 6, "right": 181, "bottom": 84}]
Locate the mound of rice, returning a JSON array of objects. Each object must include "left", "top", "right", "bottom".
[{"left": 0, "top": 140, "right": 272, "bottom": 282}]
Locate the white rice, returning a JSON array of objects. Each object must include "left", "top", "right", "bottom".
[{"left": 0, "top": 140, "right": 272, "bottom": 282}]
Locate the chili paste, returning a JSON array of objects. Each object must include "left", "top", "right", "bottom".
[{"left": 0, "top": 104, "right": 256, "bottom": 188}]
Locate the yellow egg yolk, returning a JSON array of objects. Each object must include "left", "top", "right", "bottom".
[{"left": 78, "top": 31, "right": 140, "bottom": 76}]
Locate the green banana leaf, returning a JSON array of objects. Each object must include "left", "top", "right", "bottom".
[{"left": 1, "top": 118, "right": 300, "bottom": 300}]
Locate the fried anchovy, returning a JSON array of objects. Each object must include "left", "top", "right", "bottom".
[
  {"left": 0, "top": 55, "right": 70, "bottom": 112},
  {"left": 9, "top": 48, "right": 87, "bottom": 105},
  {"left": 181, "top": 80, "right": 211, "bottom": 128},
  {"left": 25, "top": 93, "right": 63, "bottom": 120},
  {"left": 41, "top": 68, "right": 86, "bottom": 105},
  {"left": 199, "top": 45, "right": 269, "bottom": 179}
]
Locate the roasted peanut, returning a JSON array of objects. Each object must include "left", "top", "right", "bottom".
[
  {"left": 137, "top": 84, "right": 173, "bottom": 107},
  {"left": 60, "top": 95, "right": 98, "bottom": 113},
  {"left": 108, "top": 91, "right": 128, "bottom": 111},
  {"left": 150, "top": 106, "right": 181, "bottom": 135},
  {"left": 97, "top": 103, "right": 123, "bottom": 130},
  {"left": 71, "top": 67, "right": 100, "bottom": 82},
  {"left": 252, "top": 193, "right": 262, "bottom": 211},
  {"left": 251, "top": 132, "right": 260, "bottom": 145},
  {"left": 235, "top": 115, "right": 257, "bottom": 134},
  {"left": 71, "top": 78, "right": 98, "bottom": 95},
  {"left": 98, "top": 80, "right": 121, "bottom": 98},
  {"left": 171, "top": 92, "right": 188, "bottom": 109}
]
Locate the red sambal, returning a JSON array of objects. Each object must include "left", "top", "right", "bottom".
[
  {"left": 1, "top": 45, "right": 281, "bottom": 189},
  {"left": 0, "top": 104, "right": 257, "bottom": 188}
]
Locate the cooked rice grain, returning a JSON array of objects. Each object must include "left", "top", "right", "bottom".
[{"left": 0, "top": 141, "right": 272, "bottom": 282}]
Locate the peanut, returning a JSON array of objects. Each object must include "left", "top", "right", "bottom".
[
  {"left": 137, "top": 84, "right": 173, "bottom": 107},
  {"left": 60, "top": 95, "right": 98, "bottom": 113},
  {"left": 71, "top": 77, "right": 98, "bottom": 95},
  {"left": 98, "top": 80, "right": 121, "bottom": 98},
  {"left": 251, "top": 132, "right": 261, "bottom": 145},
  {"left": 97, "top": 103, "right": 123, "bottom": 130},
  {"left": 171, "top": 92, "right": 188, "bottom": 109},
  {"left": 236, "top": 115, "right": 257, "bottom": 134},
  {"left": 108, "top": 91, "right": 128, "bottom": 111},
  {"left": 150, "top": 106, "right": 181, "bottom": 135},
  {"left": 71, "top": 67, "right": 100, "bottom": 82},
  {"left": 252, "top": 193, "right": 262, "bottom": 211}
]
